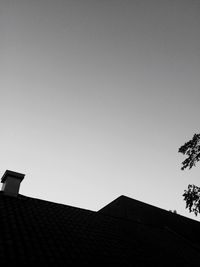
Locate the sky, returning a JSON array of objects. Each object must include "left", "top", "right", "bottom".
[{"left": 0, "top": 0, "right": 200, "bottom": 220}]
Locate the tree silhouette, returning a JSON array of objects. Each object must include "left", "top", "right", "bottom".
[{"left": 179, "top": 133, "right": 200, "bottom": 215}]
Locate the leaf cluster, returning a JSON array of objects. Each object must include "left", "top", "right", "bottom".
[
  {"left": 178, "top": 133, "right": 200, "bottom": 170},
  {"left": 183, "top": 184, "right": 200, "bottom": 216}
]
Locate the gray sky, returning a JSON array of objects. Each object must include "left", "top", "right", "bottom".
[{"left": 1, "top": 0, "right": 200, "bottom": 220}]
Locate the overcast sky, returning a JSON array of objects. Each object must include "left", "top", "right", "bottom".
[{"left": 1, "top": 0, "right": 200, "bottom": 220}]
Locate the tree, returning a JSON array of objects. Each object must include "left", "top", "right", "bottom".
[{"left": 179, "top": 133, "right": 200, "bottom": 215}]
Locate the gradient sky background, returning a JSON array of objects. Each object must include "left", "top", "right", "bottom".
[{"left": 1, "top": 0, "right": 200, "bottom": 220}]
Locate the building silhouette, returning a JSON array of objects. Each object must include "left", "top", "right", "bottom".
[{"left": 1, "top": 170, "right": 200, "bottom": 266}]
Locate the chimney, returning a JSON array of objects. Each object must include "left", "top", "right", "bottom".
[{"left": 1, "top": 170, "right": 25, "bottom": 197}]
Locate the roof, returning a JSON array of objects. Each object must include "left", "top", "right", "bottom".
[
  {"left": 99, "top": 195, "right": 200, "bottom": 246},
  {"left": 0, "top": 192, "right": 200, "bottom": 265}
]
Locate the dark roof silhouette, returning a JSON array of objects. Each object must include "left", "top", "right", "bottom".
[{"left": 1, "top": 192, "right": 200, "bottom": 266}]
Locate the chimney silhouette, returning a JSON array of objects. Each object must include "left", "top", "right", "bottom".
[{"left": 1, "top": 170, "right": 25, "bottom": 197}]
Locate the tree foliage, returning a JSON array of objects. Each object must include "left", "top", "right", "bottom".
[
  {"left": 183, "top": 184, "right": 200, "bottom": 216},
  {"left": 178, "top": 133, "right": 200, "bottom": 170},
  {"left": 179, "top": 133, "right": 200, "bottom": 216}
]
